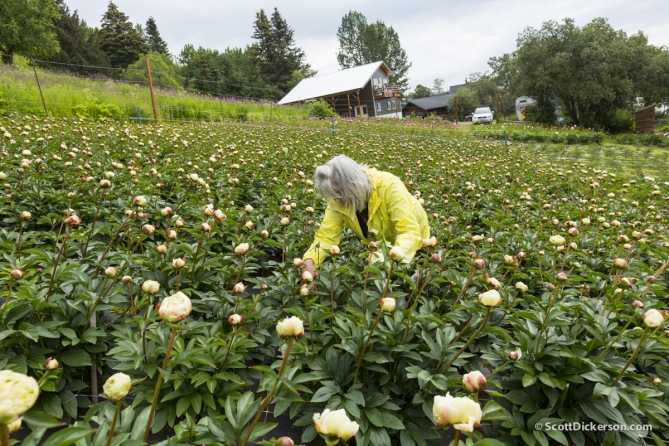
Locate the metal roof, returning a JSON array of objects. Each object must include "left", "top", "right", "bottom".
[
  {"left": 278, "top": 61, "right": 391, "bottom": 105},
  {"left": 403, "top": 93, "right": 452, "bottom": 111}
]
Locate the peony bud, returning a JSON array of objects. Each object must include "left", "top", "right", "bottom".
[
  {"left": 200, "top": 222, "right": 211, "bottom": 232},
  {"left": 380, "top": 297, "right": 396, "bottom": 312},
  {"left": 214, "top": 209, "right": 226, "bottom": 221},
  {"left": 632, "top": 300, "right": 644, "bottom": 308},
  {"left": 462, "top": 371, "right": 487, "bottom": 393},
  {"left": 66, "top": 215, "right": 82, "bottom": 226},
  {"left": 301, "top": 270, "right": 313, "bottom": 282},
  {"left": 234, "top": 243, "right": 249, "bottom": 256},
  {"left": 158, "top": 291, "right": 192, "bottom": 322},
  {"left": 276, "top": 316, "right": 304, "bottom": 338},
  {"left": 244, "top": 204, "right": 254, "bottom": 213},
  {"left": 142, "top": 224, "right": 155, "bottom": 235},
  {"left": 166, "top": 229, "right": 177, "bottom": 239},
  {"left": 389, "top": 246, "right": 405, "bottom": 262},
  {"left": 229, "top": 314, "right": 243, "bottom": 325},
  {"left": 160, "top": 207, "right": 172, "bottom": 217},
  {"left": 103, "top": 373, "right": 131, "bottom": 403},
  {"left": 122, "top": 276, "right": 133, "bottom": 283},
  {"left": 478, "top": 289, "right": 502, "bottom": 306},
  {"left": 44, "top": 357, "right": 59, "bottom": 370},
  {"left": 473, "top": 257, "right": 485, "bottom": 269},
  {"left": 485, "top": 274, "right": 501, "bottom": 290},
  {"left": 503, "top": 255, "right": 515, "bottom": 265},
  {"left": 653, "top": 377, "right": 662, "bottom": 386},
  {"left": 20, "top": 211, "right": 32, "bottom": 220},
  {"left": 432, "top": 392, "right": 482, "bottom": 432},
  {"left": 421, "top": 237, "right": 438, "bottom": 248},
  {"left": 431, "top": 253, "right": 442, "bottom": 263},
  {"left": 556, "top": 272, "right": 568, "bottom": 282},
  {"left": 261, "top": 230, "right": 269, "bottom": 238},
  {"left": 141, "top": 280, "right": 160, "bottom": 294},
  {"left": 643, "top": 309, "right": 667, "bottom": 328},
  {"left": 280, "top": 217, "right": 290, "bottom": 226},
  {"left": 133, "top": 196, "right": 147, "bottom": 207},
  {"left": 99, "top": 179, "right": 111, "bottom": 188},
  {"left": 329, "top": 245, "right": 341, "bottom": 255},
  {"left": 515, "top": 282, "right": 528, "bottom": 293},
  {"left": 293, "top": 258, "right": 305, "bottom": 268},
  {"left": 7, "top": 418, "right": 21, "bottom": 434},
  {"left": 233, "top": 282, "right": 245, "bottom": 294},
  {"left": 10, "top": 269, "right": 25, "bottom": 280},
  {"left": 278, "top": 437, "right": 294, "bottom": 446},
  {"left": 155, "top": 245, "right": 167, "bottom": 254},
  {"left": 0, "top": 370, "right": 39, "bottom": 424},
  {"left": 175, "top": 218, "right": 185, "bottom": 227},
  {"left": 508, "top": 350, "right": 522, "bottom": 361},
  {"left": 612, "top": 258, "right": 627, "bottom": 269},
  {"left": 313, "top": 408, "right": 359, "bottom": 442},
  {"left": 104, "top": 267, "right": 117, "bottom": 278},
  {"left": 549, "top": 235, "right": 565, "bottom": 246},
  {"left": 172, "top": 257, "right": 186, "bottom": 269},
  {"left": 244, "top": 220, "right": 254, "bottom": 230}
]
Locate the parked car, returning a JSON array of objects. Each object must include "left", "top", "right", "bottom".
[{"left": 472, "top": 107, "right": 494, "bottom": 124}]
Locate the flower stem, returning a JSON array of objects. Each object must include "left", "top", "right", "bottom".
[
  {"left": 83, "top": 189, "right": 106, "bottom": 257},
  {"left": 0, "top": 424, "right": 9, "bottom": 446},
  {"left": 105, "top": 400, "right": 122, "bottom": 446},
  {"left": 487, "top": 359, "right": 511, "bottom": 379},
  {"left": 219, "top": 327, "right": 237, "bottom": 370},
  {"left": 17, "top": 222, "right": 24, "bottom": 261},
  {"left": 143, "top": 327, "right": 179, "bottom": 442},
  {"left": 452, "top": 429, "right": 461, "bottom": 446},
  {"left": 354, "top": 308, "right": 384, "bottom": 384},
  {"left": 0, "top": 278, "right": 14, "bottom": 314},
  {"left": 535, "top": 285, "right": 561, "bottom": 357},
  {"left": 452, "top": 267, "right": 475, "bottom": 308},
  {"left": 241, "top": 337, "right": 294, "bottom": 446},
  {"left": 593, "top": 313, "right": 636, "bottom": 360},
  {"left": 440, "top": 307, "right": 491, "bottom": 374},
  {"left": 402, "top": 263, "right": 435, "bottom": 344},
  {"left": 330, "top": 256, "right": 336, "bottom": 319},
  {"left": 611, "top": 327, "right": 649, "bottom": 386}
]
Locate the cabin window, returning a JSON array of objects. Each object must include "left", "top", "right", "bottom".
[
  {"left": 373, "top": 78, "right": 379, "bottom": 86},
  {"left": 376, "top": 102, "right": 381, "bottom": 112},
  {"left": 392, "top": 100, "right": 396, "bottom": 110},
  {"left": 354, "top": 105, "right": 368, "bottom": 116},
  {"left": 387, "top": 101, "right": 392, "bottom": 110},
  {"left": 382, "top": 78, "right": 388, "bottom": 84}
]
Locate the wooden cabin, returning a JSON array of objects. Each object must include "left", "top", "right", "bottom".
[
  {"left": 635, "top": 105, "right": 655, "bottom": 134},
  {"left": 278, "top": 62, "right": 404, "bottom": 118}
]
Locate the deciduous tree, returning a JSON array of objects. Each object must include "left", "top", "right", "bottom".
[{"left": 0, "top": 0, "right": 61, "bottom": 65}]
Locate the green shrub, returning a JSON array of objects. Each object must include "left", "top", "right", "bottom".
[
  {"left": 604, "top": 110, "right": 635, "bottom": 134},
  {"left": 614, "top": 133, "right": 669, "bottom": 147},
  {"left": 305, "top": 99, "right": 337, "bottom": 118}
]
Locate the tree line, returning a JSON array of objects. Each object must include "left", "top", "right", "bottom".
[{"left": 0, "top": 1, "right": 415, "bottom": 102}]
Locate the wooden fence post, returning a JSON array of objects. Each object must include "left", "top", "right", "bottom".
[{"left": 145, "top": 58, "right": 158, "bottom": 121}]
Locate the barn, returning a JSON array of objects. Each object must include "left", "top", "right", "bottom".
[
  {"left": 278, "top": 61, "right": 404, "bottom": 118},
  {"left": 401, "top": 84, "right": 467, "bottom": 118}
]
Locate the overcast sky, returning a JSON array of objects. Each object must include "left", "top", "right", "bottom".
[{"left": 66, "top": 0, "right": 669, "bottom": 93}]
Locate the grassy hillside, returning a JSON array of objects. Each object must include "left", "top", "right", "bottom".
[{"left": 0, "top": 57, "right": 303, "bottom": 122}]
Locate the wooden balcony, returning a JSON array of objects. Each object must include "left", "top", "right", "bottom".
[{"left": 373, "top": 84, "right": 403, "bottom": 99}]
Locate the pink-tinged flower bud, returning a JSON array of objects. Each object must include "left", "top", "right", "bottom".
[
  {"left": 44, "top": 357, "right": 59, "bottom": 370},
  {"left": 159, "top": 291, "right": 192, "bottom": 322},
  {"left": 503, "top": 255, "right": 515, "bottom": 265},
  {"left": 172, "top": 257, "right": 186, "bottom": 269},
  {"left": 620, "top": 277, "right": 634, "bottom": 288},
  {"left": 462, "top": 371, "right": 487, "bottom": 393},
  {"left": 280, "top": 217, "right": 290, "bottom": 226},
  {"left": 156, "top": 245, "right": 167, "bottom": 254},
  {"left": 244, "top": 220, "right": 254, "bottom": 230},
  {"left": 244, "top": 204, "right": 254, "bottom": 213},
  {"left": 612, "top": 258, "right": 627, "bottom": 269},
  {"left": 568, "top": 227, "right": 579, "bottom": 236},
  {"left": 233, "top": 282, "right": 245, "bottom": 294},
  {"left": 478, "top": 289, "right": 502, "bottom": 306},
  {"left": 293, "top": 258, "right": 305, "bottom": 268},
  {"left": 643, "top": 309, "right": 667, "bottom": 327},
  {"left": 166, "top": 229, "right": 177, "bottom": 239},
  {"left": 517, "top": 251, "right": 527, "bottom": 259},
  {"left": 368, "top": 241, "right": 379, "bottom": 250},
  {"left": 556, "top": 272, "right": 568, "bottom": 282},
  {"left": 202, "top": 204, "right": 214, "bottom": 215},
  {"left": 389, "top": 246, "right": 405, "bottom": 262},
  {"left": 103, "top": 373, "right": 131, "bottom": 403},
  {"left": 261, "top": 230, "right": 269, "bottom": 238},
  {"left": 276, "top": 316, "right": 304, "bottom": 338},
  {"left": 133, "top": 196, "right": 147, "bottom": 207},
  {"left": 261, "top": 283, "right": 268, "bottom": 290},
  {"left": 214, "top": 209, "right": 226, "bottom": 221},
  {"left": 10, "top": 269, "right": 25, "bottom": 280},
  {"left": 632, "top": 300, "right": 644, "bottom": 308},
  {"left": 19, "top": 210, "right": 32, "bottom": 220},
  {"left": 175, "top": 218, "right": 185, "bottom": 228},
  {"left": 234, "top": 243, "right": 249, "bottom": 256},
  {"left": 302, "top": 270, "right": 314, "bottom": 282},
  {"left": 474, "top": 257, "right": 485, "bottom": 269},
  {"left": 278, "top": 437, "right": 294, "bottom": 446},
  {"left": 229, "top": 314, "right": 243, "bottom": 325},
  {"left": 515, "top": 282, "right": 528, "bottom": 293},
  {"left": 141, "top": 280, "right": 160, "bottom": 294},
  {"left": 142, "top": 224, "right": 155, "bottom": 235},
  {"left": 7, "top": 418, "right": 21, "bottom": 434},
  {"left": 508, "top": 350, "right": 522, "bottom": 361},
  {"left": 380, "top": 297, "right": 396, "bottom": 312},
  {"left": 104, "top": 267, "right": 117, "bottom": 278},
  {"left": 431, "top": 253, "right": 442, "bottom": 263},
  {"left": 549, "top": 235, "right": 565, "bottom": 246},
  {"left": 485, "top": 273, "right": 500, "bottom": 290},
  {"left": 122, "top": 276, "right": 133, "bottom": 284},
  {"left": 200, "top": 222, "right": 211, "bottom": 232},
  {"left": 487, "top": 237, "right": 495, "bottom": 244},
  {"left": 305, "top": 207, "right": 314, "bottom": 214},
  {"left": 369, "top": 228, "right": 379, "bottom": 237},
  {"left": 647, "top": 276, "right": 656, "bottom": 283},
  {"left": 421, "top": 237, "right": 438, "bottom": 248},
  {"left": 313, "top": 408, "right": 359, "bottom": 441},
  {"left": 99, "top": 179, "right": 111, "bottom": 188},
  {"left": 300, "top": 285, "right": 310, "bottom": 296},
  {"left": 160, "top": 207, "right": 172, "bottom": 217},
  {"left": 653, "top": 377, "right": 662, "bottom": 386},
  {"left": 66, "top": 215, "right": 82, "bottom": 226},
  {"left": 329, "top": 245, "right": 341, "bottom": 255}
]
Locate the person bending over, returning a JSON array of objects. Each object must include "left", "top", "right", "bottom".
[{"left": 302, "top": 155, "right": 430, "bottom": 277}]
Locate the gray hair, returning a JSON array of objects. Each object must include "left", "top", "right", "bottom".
[{"left": 314, "top": 155, "right": 372, "bottom": 212}]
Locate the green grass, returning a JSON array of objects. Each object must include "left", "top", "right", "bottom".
[{"left": 0, "top": 57, "right": 303, "bottom": 122}]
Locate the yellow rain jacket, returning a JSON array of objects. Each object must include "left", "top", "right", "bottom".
[{"left": 303, "top": 169, "right": 430, "bottom": 266}]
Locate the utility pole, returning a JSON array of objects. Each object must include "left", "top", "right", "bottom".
[{"left": 145, "top": 58, "right": 158, "bottom": 121}]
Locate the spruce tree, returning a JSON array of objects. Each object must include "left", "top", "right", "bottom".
[
  {"left": 97, "top": 1, "right": 147, "bottom": 69},
  {"left": 46, "top": 0, "right": 109, "bottom": 73},
  {"left": 145, "top": 17, "right": 169, "bottom": 56}
]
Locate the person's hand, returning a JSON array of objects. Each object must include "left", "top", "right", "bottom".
[{"left": 303, "top": 258, "right": 319, "bottom": 280}]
